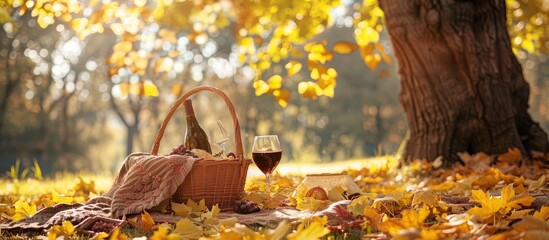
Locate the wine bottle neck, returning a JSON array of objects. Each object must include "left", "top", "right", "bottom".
[{"left": 183, "top": 99, "right": 195, "bottom": 117}]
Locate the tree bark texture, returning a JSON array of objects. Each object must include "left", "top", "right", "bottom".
[{"left": 379, "top": 0, "right": 549, "bottom": 164}]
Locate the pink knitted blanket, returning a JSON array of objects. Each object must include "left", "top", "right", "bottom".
[{"left": 104, "top": 153, "right": 200, "bottom": 218}]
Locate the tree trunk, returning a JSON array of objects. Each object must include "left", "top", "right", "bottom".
[{"left": 379, "top": 0, "right": 549, "bottom": 165}]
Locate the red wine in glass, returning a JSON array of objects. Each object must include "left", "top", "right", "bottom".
[
  {"left": 252, "top": 135, "right": 281, "bottom": 195},
  {"left": 252, "top": 150, "right": 282, "bottom": 175}
]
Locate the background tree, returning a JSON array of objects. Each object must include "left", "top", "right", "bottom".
[{"left": 379, "top": 0, "right": 549, "bottom": 164}]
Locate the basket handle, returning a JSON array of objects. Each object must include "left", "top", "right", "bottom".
[{"left": 151, "top": 85, "right": 244, "bottom": 161}]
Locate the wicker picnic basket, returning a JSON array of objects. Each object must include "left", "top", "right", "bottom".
[{"left": 150, "top": 85, "right": 252, "bottom": 211}]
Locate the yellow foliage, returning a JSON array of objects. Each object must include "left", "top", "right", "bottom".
[
  {"left": 467, "top": 184, "right": 534, "bottom": 220},
  {"left": 287, "top": 221, "right": 330, "bottom": 240},
  {"left": 128, "top": 211, "right": 156, "bottom": 232},
  {"left": 46, "top": 221, "right": 75, "bottom": 240},
  {"left": 12, "top": 200, "right": 36, "bottom": 222}
]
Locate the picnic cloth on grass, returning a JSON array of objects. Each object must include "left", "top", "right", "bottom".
[
  {"left": 0, "top": 196, "right": 112, "bottom": 231},
  {"left": 0, "top": 153, "right": 199, "bottom": 231},
  {"left": 104, "top": 152, "right": 200, "bottom": 218}
]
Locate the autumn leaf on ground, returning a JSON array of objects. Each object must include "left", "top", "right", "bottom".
[
  {"left": 512, "top": 216, "right": 549, "bottom": 239},
  {"left": 171, "top": 218, "right": 204, "bottom": 239},
  {"left": 265, "top": 220, "right": 292, "bottom": 240},
  {"left": 109, "top": 227, "right": 130, "bottom": 240},
  {"left": 327, "top": 186, "right": 346, "bottom": 202},
  {"left": 35, "top": 193, "right": 55, "bottom": 208},
  {"left": 467, "top": 184, "right": 534, "bottom": 220},
  {"left": 295, "top": 197, "right": 328, "bottom": 211},
  {"left": 362, "top": 204, "right": 384, "bottom": 229},
  {"left": 217, "top": 223, "right": 259, "bottom": 239},
  {"left": 347, "top": 195, "right": 374, "bottom": 216},
  {"left": 186, "top": 199, "right": 208, "bottom": 213},
  {"left": 128, "top": 211, "right": 156, "bottom": 232},
  {"left": 90, "top": 232, "right": 109, "bottom": 240},
  {"left": 524, "top": 175, "right": 546, "bottom": 191},
  {"left": 52, "top": 190, "right": 73, "bottom": 204},
  {"left": 412, "top": 190, "right": 438, "bottom": 207},
  {"left": 287, "top": 221, "right": 330, "bottom": 240},
  {"left": 171, "top": 201, "right": 191, "bottom": 217},
  {"left": 497, "top": 148, "right": 522, "bottom": 166},
  {"left": 457, "top": 152, "right": 492, "bottom": 171},
  {"left": 508, "top": 209, "right": 534, "bottom": 220},
  {"left": 401, "top": 205, "right": 430, "bottom": 229},
  {"left": 534, "top": 206, "right": 549, "bottom": 221},
  {"left": 372, "top": 196, "right": 404, "bottom": 215},
  {"left": 264, "top": 192, "right": 287, "bottom": 209},
  {"left": 150, "top": 224, "right": 175, "bottom": 240},
  {"left": 12, "top": 200, "right": 37, "bottom": 222},
  {"left": 201, "top": 204, "right": 221, "bottom": 226},
  {"left": 0, "top": 204, "right": 14, "bottom": 221},
  {"left": 47, "top": 221, "right": 75, "bottom": 239},
  {"left": 73, "top": 177, "right": 97, "bottom": 196},
  {"left": 377, "top": 205, "right": 430, "bottom": 236}
]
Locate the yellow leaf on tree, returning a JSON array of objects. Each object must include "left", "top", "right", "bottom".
[
  {"left": 114, "top": 41, "right": 133, "bottom": 54},
  {"left": 158, "top": 29, "right": 177, "bottom": 44},
  {"left": 355, "top": 26, "right": 379, "bottom": 46},
  {"left": 12, "top": 200, "right": 36, "bottom": 222},
  {"left": 253, "top": 80, "right": 270, "bottom": 96},
  {"left": 364, "top": 53, "right": 381, "bottom": 70},
  {"left": 333, "top": 41, "right": 358, "bottom": 54},
  {"left": 142, "top": 81, "right": 160, "bottom": 97},
  {"left": 298, "top": 81, "right": 321, "bottom": 99},
  {"left": 171, "top": 83, "right": 183, "bottom": 97},
  {"left": 273, "top": 89, "right": 290, "bottom": 107},
  {"left": 285, "top": 61, "right": 302, "bottom": 77},
  {"left": 268, "top": 75, "right": 283, "bottom": 90},
  {"left": 287, "top": 221, "right": 330, "bottom": 240}
]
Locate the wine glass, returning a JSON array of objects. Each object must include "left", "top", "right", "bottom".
[
  {"left": 209, "top": 120, "right": 229, "bottom": 155},
  {"left": 252, "top": 135, "right": 282, "bottom": 195}
]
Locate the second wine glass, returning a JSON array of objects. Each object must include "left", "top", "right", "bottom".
[
  {"left": 252, "top": 135, "right": 282, "bottom": 195},
  {"left": 209, "top": 120, "right": 229, "bottom": 155}
]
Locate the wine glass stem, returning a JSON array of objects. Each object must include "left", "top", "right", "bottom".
[
  {"left": 265, "top": 173, "right": 271, "bottom": 195},
  {"left": 220, "top": 142, "right": 226, "bottom": 154}
]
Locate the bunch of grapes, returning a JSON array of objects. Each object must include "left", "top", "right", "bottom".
[
  {"left": 170, "top": 144, "right": 198, "bottom": 157},
  {"left": 233, "top": 199, "right": 260, "bottom": 214},
  {"left": 90, "top": 220, "right": 116, "bottom": 233}
]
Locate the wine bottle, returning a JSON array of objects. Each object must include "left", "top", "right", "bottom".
[{"left": 183, "top": 99, "right": 212, "bottom": 153}]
